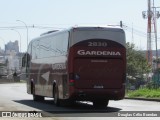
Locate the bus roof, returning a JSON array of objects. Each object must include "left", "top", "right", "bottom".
[
  {"left": 40, "top": 25, "right": 124, "bottom": 36},
  {"left": 69, "top": 25, "right": 124, "bottom": 32},
  {"left": 30, "top": 26, "right": 125, "bottom": 45}
]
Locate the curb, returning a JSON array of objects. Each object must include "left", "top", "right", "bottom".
[{"left": 125, "top": 97, "right": 160, "bottom": 102}]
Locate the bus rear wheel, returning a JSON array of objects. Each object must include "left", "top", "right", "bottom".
[
  {"left": 33, "top": 95, "right": 44, "bottom": 101},
  {"left": 93, "top": 100, "right": 109, "bottom": 108},
  {"left": 53, "top": 87, "right": 60, "bottom": 106},
  {"left": 31, "top": 82, "right": 44, "bottom": 101}
]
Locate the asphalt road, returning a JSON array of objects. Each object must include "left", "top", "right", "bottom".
[{"left": 0, "top": 83, "right": 160, "bottom": 120}]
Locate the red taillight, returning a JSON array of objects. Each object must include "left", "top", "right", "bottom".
[
  {"left": 69, "top": 79, "right": 75, "bottom": 86},
  {"left": 69, "top": 79, "right": 75, "bottom": 95}
]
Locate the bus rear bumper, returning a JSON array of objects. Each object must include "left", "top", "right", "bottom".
[{"left": 69, "top": 87, "right": 125, "bottom": 101}]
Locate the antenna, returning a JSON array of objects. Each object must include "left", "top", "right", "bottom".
[{"left": 142, "top": 0, "right": 160, "bottom": 67}]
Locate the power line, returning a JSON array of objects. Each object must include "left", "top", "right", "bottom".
[
  {"left": 124, "top": 24, "right": 160, "bottom": 41},
  {"left": 0, "top": 25, "right": 64, "bottom": 30}
]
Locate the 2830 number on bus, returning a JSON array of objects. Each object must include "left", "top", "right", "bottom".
[{"left": 88, "top": 42, "right": 107, "bottom": 47}]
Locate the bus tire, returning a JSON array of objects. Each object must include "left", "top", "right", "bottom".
[
  {"left": 93, "top": 100, "right": 109, "bottom": 108},
  {"left": 61, "top": 99, "right": 75, "bottom": 107},
  {"left": 31, "top": 82, "right": 44, "bottom": 101},
  {"left": 31, "top": 82, "right": 34, "bottom": 94},
  {"left": 53, "top": 87, "right": 60, "bottom": 106},
  {"left": 33, "top": 95, "right": 44, "bottom": 101}
]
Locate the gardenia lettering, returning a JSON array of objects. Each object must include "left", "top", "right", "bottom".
[{"left": 77, "top": 50, "right": 121, "bottom": 56}]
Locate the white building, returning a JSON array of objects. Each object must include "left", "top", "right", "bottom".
[{"left": 5, "top": 50, "right": 20, "bottom": 74}]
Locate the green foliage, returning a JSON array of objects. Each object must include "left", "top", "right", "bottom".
[
  {"left": 127, "top": 88, "right": 160, "bottom": 98},
  {"left": 126, "top": 42, "right": 151, "bottom": 78},
  {"left": 146, "top": 81, "right": 160, "bottom": 89}
]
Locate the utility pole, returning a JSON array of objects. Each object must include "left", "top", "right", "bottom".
[
  {"left": 142, "top": 0, "right": 160, "bottom": 84},
  {"left": 120, "top": 21, "right": 123, "bottom": 28},
  {"left": 152, "top": 6, "right": 160, "bottom": 69},
  {"left": 142, "top": 0, "right": 153, "bottom": 66},
  {"left": 142, "top": 0, "right": 160, "bottom": 66},
  {"left": 132, "top": 23, "right": 134, "bottom": 43}
]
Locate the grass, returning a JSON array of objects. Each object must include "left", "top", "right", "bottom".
[{"left": 127, "top": 88, "right": 160, "bottom": 98}]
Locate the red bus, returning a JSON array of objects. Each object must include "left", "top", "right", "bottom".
[{"left": 22, "top": 26, "right": 126, "bottom": 108}]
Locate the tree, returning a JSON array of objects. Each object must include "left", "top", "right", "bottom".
[{"left": 126, "top": 42, "right": 151, "bottom": 88}]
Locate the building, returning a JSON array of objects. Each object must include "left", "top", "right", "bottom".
[
  {"left": 5, "top": 40, "right": 19, "bottom": 54},
  {"left": 4, "top": 40, "right": 21, "bottom": 74}
]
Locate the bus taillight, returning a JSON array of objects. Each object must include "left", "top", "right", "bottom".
[
  {"left": 69, "top": 79, "right": 75, "bottom": 86},
  {"left": 69, "top": 73, "right": 75, "bottom": 86},
  {"left": 69, "top": 79, "right": 75, "bottom": 96}
]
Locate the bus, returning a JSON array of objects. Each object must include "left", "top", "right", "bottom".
[{"left": 22, "top": 26, "right": 126, "bottom": 108}]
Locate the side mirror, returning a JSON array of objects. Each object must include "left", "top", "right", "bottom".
[
  {"left": 22, "top": 53, "right": 30, "bottom": 67},
  {"left": 22, "top": 54, "right": 26, "bottom": 67}
]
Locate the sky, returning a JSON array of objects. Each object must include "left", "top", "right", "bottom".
[{"left": 0, "top": 0, "right": 160, "bottom": 52}]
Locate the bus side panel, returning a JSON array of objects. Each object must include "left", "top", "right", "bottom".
[
  {"left": 26, "top": 31, "right": 69, "bottom": 99},
  {"left": 29, "top": 59, "right": 68, "bottom": 98}
]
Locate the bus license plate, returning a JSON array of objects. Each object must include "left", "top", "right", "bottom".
[{"left": 94, "top": 85, "right": 104, "bottom": 89}]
